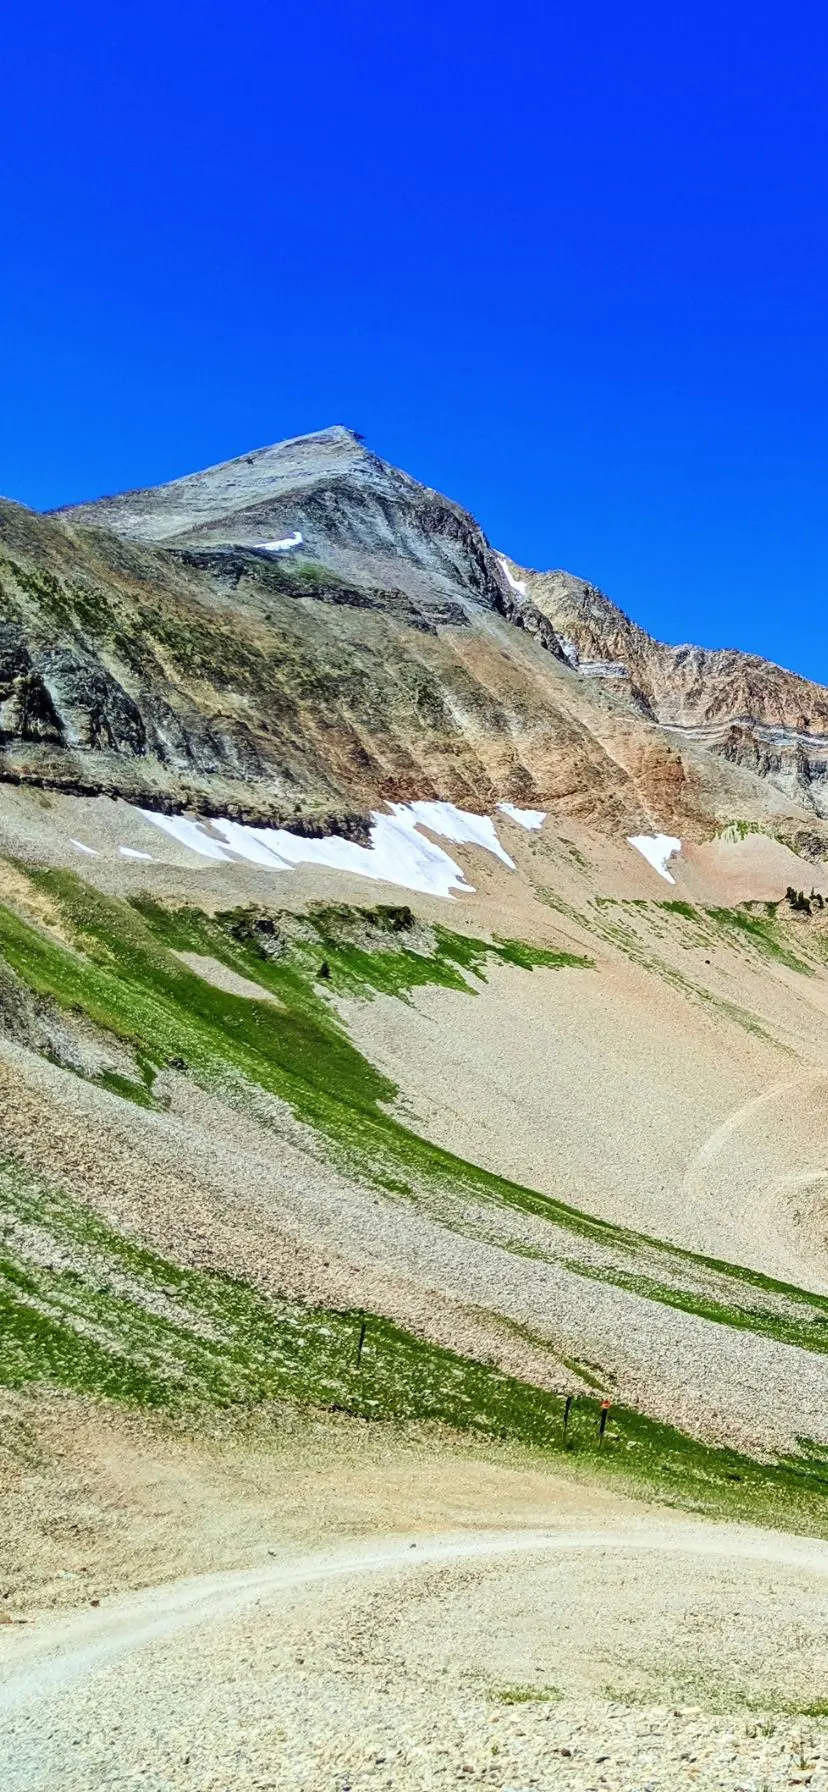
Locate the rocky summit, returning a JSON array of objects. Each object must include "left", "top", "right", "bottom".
[{"left": 0, "top": 424, "right": 823, "bottom": 850}]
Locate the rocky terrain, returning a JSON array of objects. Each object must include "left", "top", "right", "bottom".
[
  {"left": 0, "top": 425, "right": 825, "bottom": 851},
  {"left": 0, "top": 477, "right": 647, "bottom": 830},
  {"left": 55, "top": 427, "right": 517, "bottom": 617},
  {"left": 511, "top": 556, "right": 828, "bottom": 818},
  {"left": 7, "top": 428, "right": 828, "bottom": 1787}
]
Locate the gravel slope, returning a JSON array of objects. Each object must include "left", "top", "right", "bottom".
[{"left": 7, "top": 1519, "right": 828, "bottom": 1790}]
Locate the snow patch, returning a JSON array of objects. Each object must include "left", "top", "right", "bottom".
[
  {"left": 497, "top": 803, "right": 546, "bottom": 832},
  {"left": 70, "top": 839, "right": 98, "bottom": 856},
  {"left": 498, "top": 557, "right": 527, "bottom": 600},
  {"left": 626, "top": 834, "right": 682, "bottom": 883},
  {"left": 208, "top": 818, "right": 290, "bottom": 867},
  {"left": 138, "top": 800, "right": 521, "bottom": 899},
  {"left": 119, "top": 846, "right": 153, "bottom": 862},
  {"left": 139, "top": 812, "right": 234, "bottom": 861},
  {"left": 405, "top": 801, "right": 515, "bottom": 869},
  {"left": 257, "top": 531, "right": 303, "bottom": 553},
  {"left": 192, "top": 809, "right": 475, "bottom": 897}
]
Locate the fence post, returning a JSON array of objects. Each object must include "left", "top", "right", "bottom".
[
  {"left": 563, "top": 1395, "right": 573, "bottom": 1443},
  {"left": 598, "top": 1397, "right": 611, "bottom": 1444},
  {"left": 355, "top": 1316, "right": 367, "bottom": 1367}
]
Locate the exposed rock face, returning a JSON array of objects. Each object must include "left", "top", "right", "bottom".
[
  {"left": 55, "top": 427, "right": 546, "bottom": 637},
  {"left": 0, "top": 425, "right": 822, "bottom": 845},
  {"left": 512, "top": 561, "right": 828, "bottom": 816},
  {"left": 0, "top": 491, "right": 678, "bottom": 832}
]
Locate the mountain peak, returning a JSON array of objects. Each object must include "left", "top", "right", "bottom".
[
  {"left": 51, "top": 423, "right": 526, "bottom": 625},
  {"left": 35, "top": 424, "right": 828, "bottom": 827},
  {"left": 52, "top": 426, "right": 372, "bottom": 544}
]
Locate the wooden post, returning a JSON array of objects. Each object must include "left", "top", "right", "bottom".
[
  {"left": 598, "top": 1397, "right": 611, "bottom": 1444},
  {"left": 563, "top": 1395, "right": 573, "bottom": 1443},
  {"left": 356, "top": 1316, "right": 367, "bottom": 1367}
]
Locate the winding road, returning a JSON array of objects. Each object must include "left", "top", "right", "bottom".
[{"left": 6, "top": 1518, "right": 828, "bottom": 1725}]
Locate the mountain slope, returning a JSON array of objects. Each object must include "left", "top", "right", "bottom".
[
  {"left": 509, "top": 558, "right": 828, "bottom": 817},
  {"left": 54, "top": 425, "right": 564, "bottom": 652},
  {"left": 2, "top": 428, "right": 826, "bottom": 850},
  {"left": 13, "top": 414, "right": 828, "bottom": 1724},
  {"left": 11, "top": 427, "right": 828, "bottom": 1781},
  {"left": 0, "top": 500, "right": 755, "bottom": 842},
  {"left": 0, "top": 495, "right": 679, "bottom": 831}
]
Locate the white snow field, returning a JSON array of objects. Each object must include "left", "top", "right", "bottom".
[
  {"left": 497, "top": 557, "right": 528, "bottom": 598},
  {"left": 404, "top": 801, "right": 515, "bottom": 868},
  {"left": 497, "top": 803, "right": 546, "bottom": 831},
  {"left": 255, "top": 532, "right": 303, "bottom": 552},
  {"left": 626, "top": 833, "right": 682, "bottom": 883},
  {"left": 137, "top": 800, "right": 525, "bottom": 897}
]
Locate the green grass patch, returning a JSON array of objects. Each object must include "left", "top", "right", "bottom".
[
  {"left": 705, "top": 905, "right": 813, "bottom": 975},
  {"left": 0, "top": 874, "right": 589, "bottom": 1156},
  {"left": 716, "top": 820, "right": 770, "bottom": 842},
  {"left": 563, "top": 1257, "right": 828, "bottom": 1358},
  {"left": 659, "top": 899, "right": 698, "bottom": 922},
  {"left": 92, "top": 1068, "right": 159, "bottom": 1108},
  {"left": 6, "top": 1159, "right": 828, "bottom": 1533},
  {"left": 6, "top": 872, "right": 828, "bottom": 1366}
]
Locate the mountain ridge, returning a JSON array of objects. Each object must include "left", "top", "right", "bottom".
[
  {"left": 0, "top": 425, "right": 821, "bottom": 842},
  {"left": 506, "top": 555, "right": 828, "bottom": 814}
]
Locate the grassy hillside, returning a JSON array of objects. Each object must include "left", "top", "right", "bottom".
[
  {"left": 5, "top": 871, "right": 828, "bottom": 1529},
  {"left": 2, "top": 873, "right": 828, "bottom": 1358},
  {"left": 6, "top": 1152, "right": 828, "bottom": 1537}
]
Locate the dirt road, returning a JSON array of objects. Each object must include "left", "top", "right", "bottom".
[{"left": 7, "top": 1516, "right": 828, "bottom": 1789}]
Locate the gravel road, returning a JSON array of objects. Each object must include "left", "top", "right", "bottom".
[{"left": 7, "top": 1519, "right": 828, "bottom": 1789}]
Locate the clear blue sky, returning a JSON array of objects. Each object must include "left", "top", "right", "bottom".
[{"left": 2, "top": 1, "right": 827, "bottom": 678}]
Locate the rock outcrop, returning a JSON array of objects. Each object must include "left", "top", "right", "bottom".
[
  {"left": 55, "top": 427, "right": 551, "bottom": 637},
  {"left": 0, "top": 426, "right": 819, "bottom": 845},
  {"left": 0, "top": 490, "right": 668, "bottom": 832},
  {"left": 511, "top": 561, "right": 828, "bottom": 816}
]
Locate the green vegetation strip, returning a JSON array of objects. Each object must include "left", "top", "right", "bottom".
[
  {"left": 703, "top": 905, "right": 813, "bottom": 975},
  {"left": 540, "top": 889, "right": 786, "bottom": 1042},
  {"left": 5, "top": 872, "right": 828, "bottom": 1359},
  {"left": 0, "top": 877, "right": 588, "bottom": 1141},
  {"left": 5, "top": 1157, "right": 828, "bottom": 1535}
]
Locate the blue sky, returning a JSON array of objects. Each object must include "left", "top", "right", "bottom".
[{"left": 2, "top": 1, "right": 827, "bottom": 677}]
